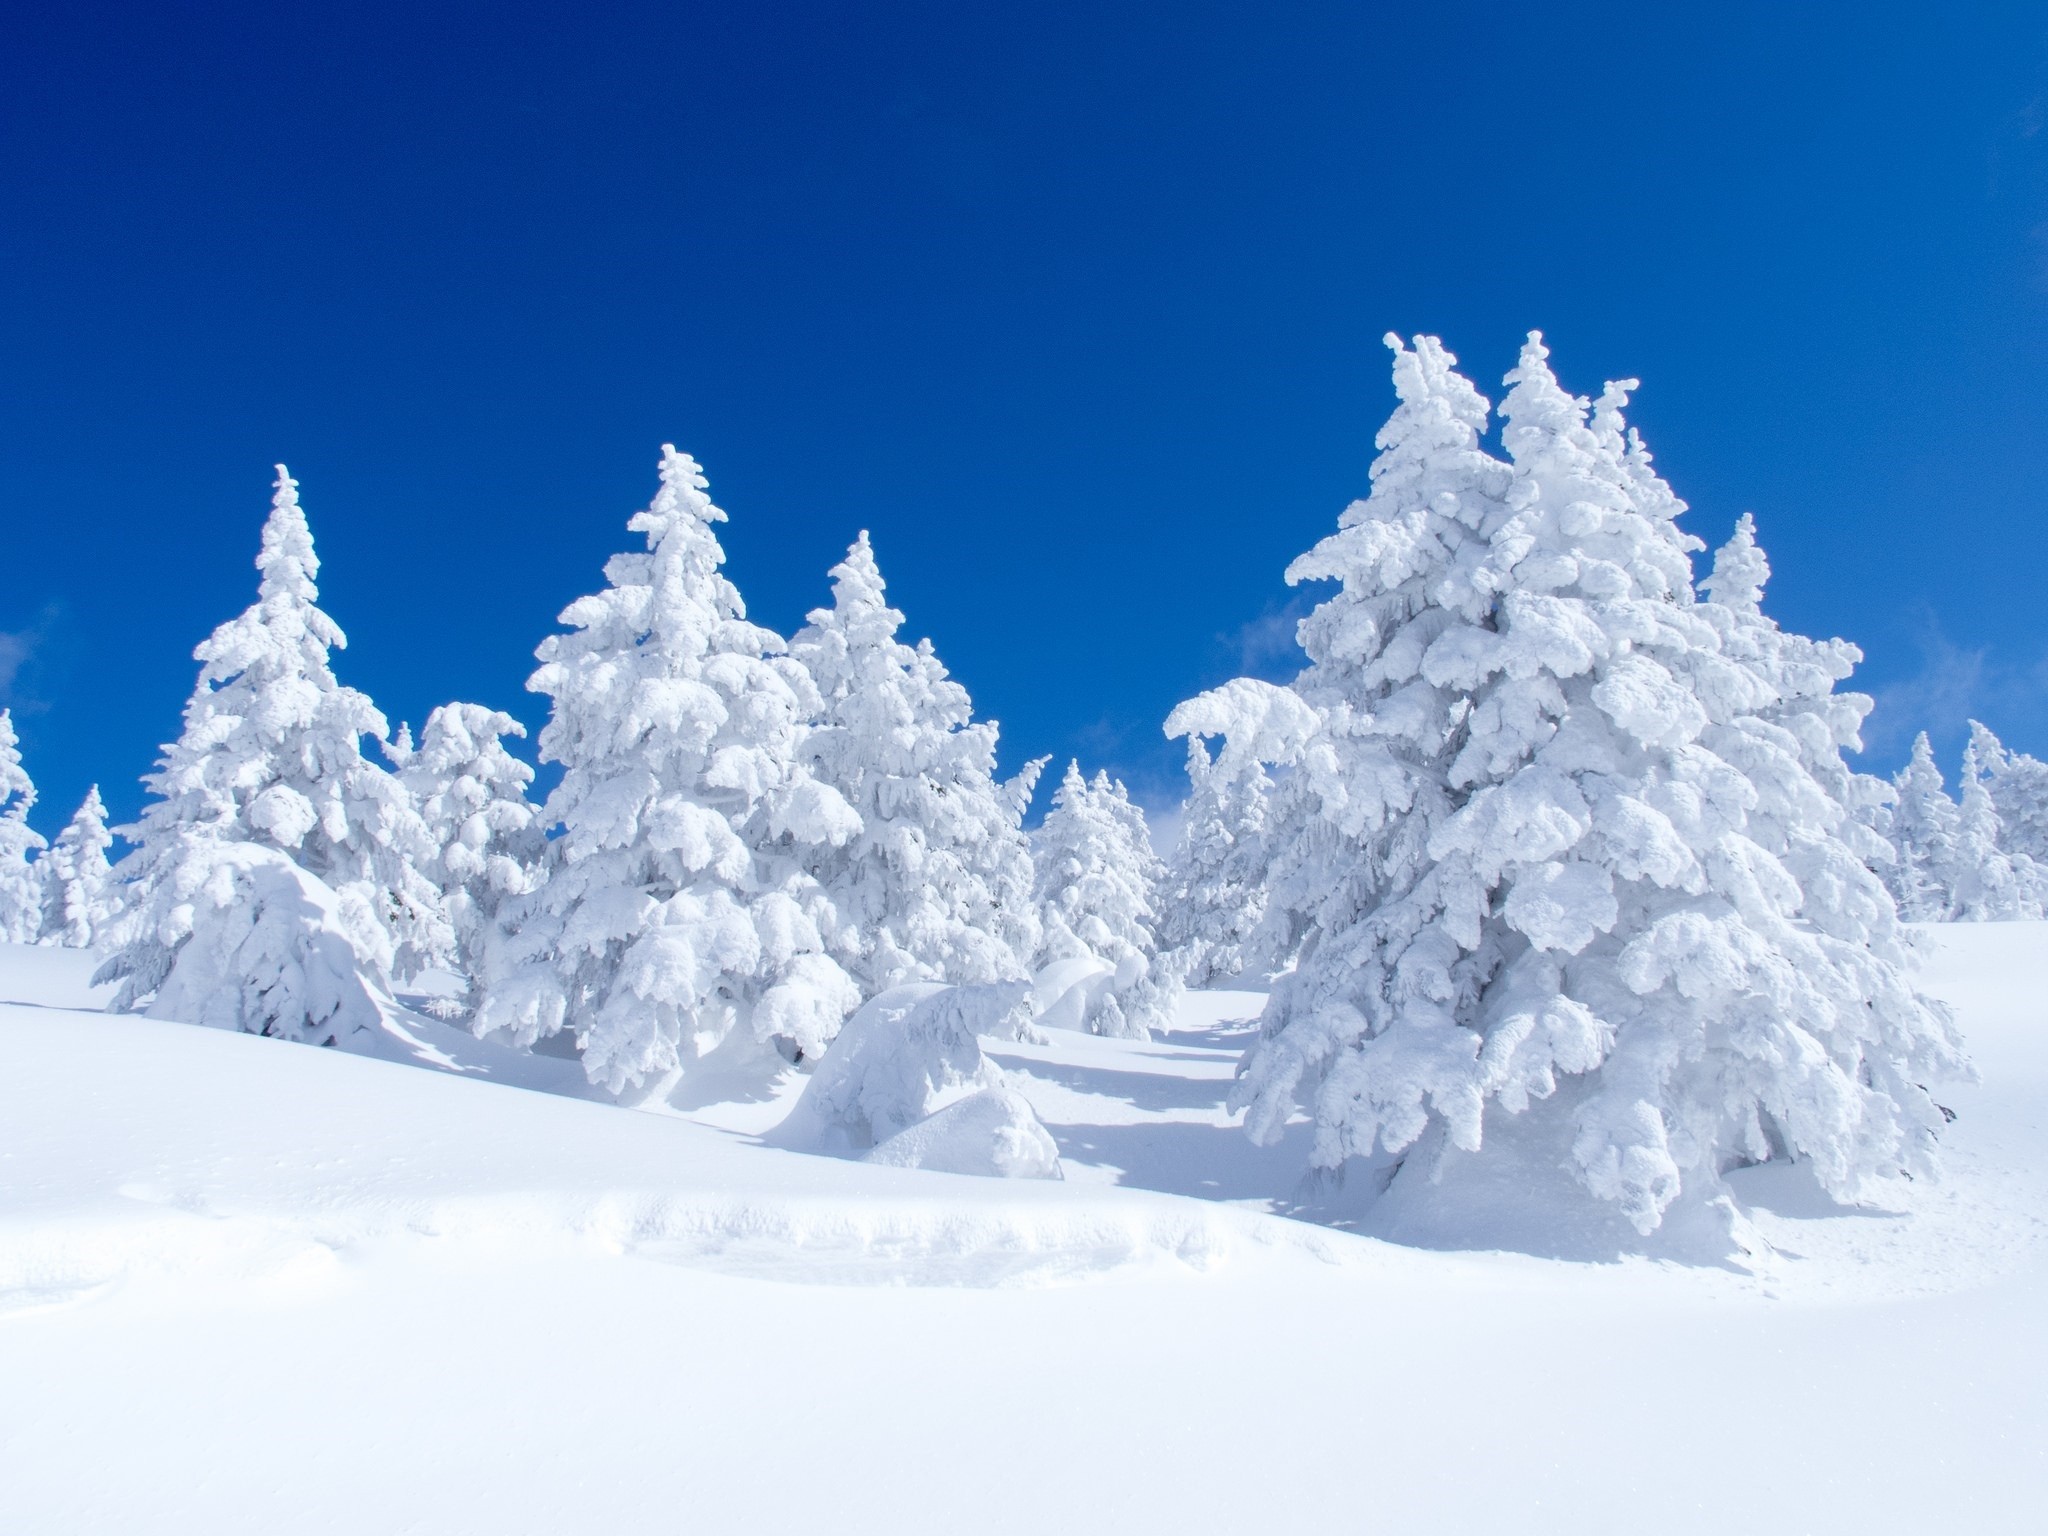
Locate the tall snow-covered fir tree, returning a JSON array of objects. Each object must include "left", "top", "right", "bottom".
[
  {"left": 1233, "top": 333, "right": 1962, "bottom": 1240},
  {"left": 1031, "top": 760, "right": 1174, "bottom": 1038},
  {"left": 1160, "top": 677, "right": 1320, "bottom": 987},
  {"left": 94, "top": 466, "right": 446, "bottom": 1037},
  {"left": 1949, "top": 733, "right": 2041, "bottom": 920},
  {"left": 475, "top": 446, "right": 864, "bottom": 1095},
  {"left": 790, "top": 531, "right": 1040, "bottom": 996},
  {"left": 39, "top": 785, "right": 114, "bottom": 948},
  {"left": 1886, "top": 733, "right": 1962, "bottom": 921},
  {"left": 0, "top": 710, "right": 46, "bottom": 943},
  {"left": 398, "top": 703, "right": 545, "bottom": 1011}
]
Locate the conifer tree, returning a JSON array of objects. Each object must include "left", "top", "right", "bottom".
[
  {"left": 791, "top": 532, "right": 1040, "bottom": 995},
  {"left": 1031, "top": 761, "right": 1174, "bottom": 1037},
  {"left": 1887, "top": 733, "right": 1962, "bottom": 921},
  {"left": 399, "top": 703, "right": 544, "bottom": 1010},
  {"left": 0, "top": 710, "right": 45, "bottom": 943},
  {"left": 1160, "top": 678, "right": 1320, "bottom": 987},
  {"left": 95, "top": 467, "right": 445, "bottom": 1031},
  {"left": 476, "top": 447, "right": 863, "bottom": 1094},
  {"left": 39, "top": 785, "right": 114, "bottom": 948},
  {"left": 1234, "top": 334, "right": 1961, "bottom": 1238},
  {"left": 1964, "top": 720, "right": 2048, "bottom": 872},
  {"left": 1950, "top": 734, "right": 2041, "bottom": 919}
]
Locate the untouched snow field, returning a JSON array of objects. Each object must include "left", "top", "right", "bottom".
[{"left": 3, "top": 928, "right": 2045, "bottom": 1533}]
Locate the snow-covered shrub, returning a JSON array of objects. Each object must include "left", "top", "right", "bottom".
[
  {"left": 0, "top": 710, "right": 46, "bottom": 944},
  {"left": 785, "top": 980, "right": 1028, "bottom": 1150},
  {"left": 1031, "top": 761, "right": 1175, "bottom": 1038},
  {"left": 865, "top": 1087, "right": 1063, "bottom": 1179},
  {"left": 96, "top": 466, "right": 450, "bottom": 1017},
  {"left": 1160, "top": 678, "right": 1320, "bottom": 987},
  {"left": 791, "top": 532, "right": 1040, "bottom": 995},
  {"left": 398, "top": 703, "right": 543, "bottom": 1012},
  {"left": 132, "top": 841, "right": 394, "bottom": 1046},
  {"left": 38, "top": 785, "right": 113, "bottom": 948},
  {"left": 1232, "top": 332, "right": 1963, "bottom": 1238},
  {"left": 475, "top": 447, "right": 863, "bottom": 1095}
]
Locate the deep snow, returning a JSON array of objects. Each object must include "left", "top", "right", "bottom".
[{"left": 3, "top": 925, "right": 2045, "bottom": 1532}]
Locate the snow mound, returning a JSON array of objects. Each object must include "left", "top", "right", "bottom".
[
  {"left": 1029, "top": 955, "right": 1115, "bottom": 1033},
  {"left": 866, "top": 1087, "right": 1064, "bottom": 1180},
  {"left": 779, "top": 980, "right": 1029, "bottom": 1150}
]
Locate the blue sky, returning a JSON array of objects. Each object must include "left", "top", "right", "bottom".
[{"left": 4, "top": 1, "right": 2047, "bottom": 832}]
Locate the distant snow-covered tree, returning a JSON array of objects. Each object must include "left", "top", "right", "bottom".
[
  {"left": 0, "top": 710, "right": 45, "bottom": 943},
  {"left": 1031, "top": 761, "right": 1174, "bottom": 1038},
  {"left": 95, "top": 467, "right": 443, "bottom": 1030},
  {"left": 1965, "top": 720, "right": 2048, "bottom": 872},
  {"left": 399, "top": 703, "right": 544, "bottom": 1011},
  {"left": 476, "top": 446, "right": 863, "bottom": 1095},
  {"left": 1950, "top": 733, "right": 2042, "bottom": 920},
  {"left": 39, "top": 785, "right": 114, "bottom": 948},
  {"left": 1886, "top": 733, "right": 1962, "bottom": 921},
  {"left": 790, "top": 532, "right": 1040, "bottom": 995},
  {"left": 1234, "top": 333, "right": 1963, "bottom": 1240},
  {"left": 1160, "top": 678, "right": 1320, "bottom": 987}
]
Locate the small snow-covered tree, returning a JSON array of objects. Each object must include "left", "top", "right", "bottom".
[
  {"left": 399, "top": 703, "right": 544, "bottom": 1010},
  {"left": 1235, "top": 333, "right": 1962, "bottom": 1239},
  {"left": 0, "top": 710, "right": 45, "bottom": 943},
  {"left": 95, "top": 466, "right": 442, "bottom": 1031},
  {"left": 1886, "top": 733, "right": 1961, "bottom": 921},
  {"left": 1031, "top": 760, "right": 1174, "bottom": 1037},
  {"left": 476, "top": 446, "right": 863, "bottom": 1095},
  {"left": 1950, "top": 733, "right": 2042, "bottom": 920},
  {"left": 39, "top": 785, "right": 114, "bottom": 948},
  {"left": 791, "top": 532, "right": 1040, "bottom": 995},
  {"left": 1160, "top": 678, "right": 1320, "bottom": 987},
  {"left": 1965, "top": 720, "right": 2048, "bottom": 871}
]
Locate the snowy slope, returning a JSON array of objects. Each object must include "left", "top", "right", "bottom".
[{"left": 4, "top": 928, "right": 2047, "bottom": 1533}]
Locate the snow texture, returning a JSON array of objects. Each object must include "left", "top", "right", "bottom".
[
  {"left": 791, "top": 532, "right": 1040, "bottom": 995},
  {"left": 476, "top": 447, "right": 862, "bottom": 1095},
  {"left": 864, "top": 1086, "right": 1064, "bottom": 1179}
]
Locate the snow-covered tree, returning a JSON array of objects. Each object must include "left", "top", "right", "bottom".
[
  {"left": 95, "top": 466, "right": 443, "bottom": 1030},
  {"left": 1886, "top": 733, "right": 1961, "bottom": 921},
  {"left": 1031, "top": 760, "right": 1174, "bottom": 1038},
  {"left": 475, "top": 446, "right": 863, "bottom": 1095},
  {"left": 1234, "top": 333, "right": 1962, "bottom": 1239},
  {"left": 39, "top": 785, "right": 114, "bottom": 948},
  {"left": 790, "top": 532, "right": 1040, "bottom": 995},
  {"left": 1950, "top": 733, "right": 2042, "bottom": 920},
  {"left": 1160, "top": 678, "right": 1320, "bottom": 987},
  {"left": 0, "top": 710, "right": 45, "bottom": 943},
  {"left": 1965, "top": 720, "right": 2048, "bottom": 870},
  {"left": 398, "top": 703, "right": 544, "bottom": 1010}
]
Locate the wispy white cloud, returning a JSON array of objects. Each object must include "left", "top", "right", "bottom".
[
  {"left": 1864, "top": 607, "right": 2048, "bottom": 766},
  {"left": 0, "top": 603, "right": 61, "bottom": 712},
  {"left": 1227, "top": 593, "right": 1314, "bottom": 681}
]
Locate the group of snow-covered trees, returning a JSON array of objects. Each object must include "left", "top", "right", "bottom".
[
  {"left": 2, "top": 326, "right": 2008, "bottom": 1241},
  {"left": 4, "top": 454, "right": 1172, "bottom": 1087},
  {"left": 1881, "top": 724, "right": 2048, "bottom": 922}
]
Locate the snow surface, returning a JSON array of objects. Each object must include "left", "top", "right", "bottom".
[{"left": 4, "top": 927, "right": 2046, "bottom": 1532}]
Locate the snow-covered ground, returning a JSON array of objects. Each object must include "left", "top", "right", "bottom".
[{"left": 3, "top": 927, "right": 2045, "bottom": 1533}]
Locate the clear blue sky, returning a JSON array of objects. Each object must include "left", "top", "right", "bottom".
[{"left": 4, "top": 1, "right": 2046, "bottom": 833}]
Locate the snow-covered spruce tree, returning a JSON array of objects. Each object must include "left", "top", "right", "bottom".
[
  {"left": 1964, "top": 720, "right": 2048, "bottom": 881},
  {"left": 94, "top": 467, "right": 446, "bottom": 1035},
  {"left": 789, "top": 532, "right": 1040, "bottom": 995},
  {"left": 1031, "top": 760, "right": 1174, "bottom": 1037},
  {"left": 1160, "top": 678, "right": 1321, "bottom": 987},
  {"left": 1235, "top": 333, "right": 1962, "bottom": 1239},
  {"left": 39, "top": 785, "right": 114, "bottom": 948},
  {"left": 0, "top": 710, "right": 46, "bottom": 943},
  {"left": 1886, "top": 733, "right": 1961, "bottom": 921},
  {"left": 475, "top": 446, "right": 863, "bottom": 1095},
  {"left": 398, "top": 703, "right": 544, "bottom": 1012},
  {"left": 1950, "top": 733, "right": 2042, "bottom": 920}
]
